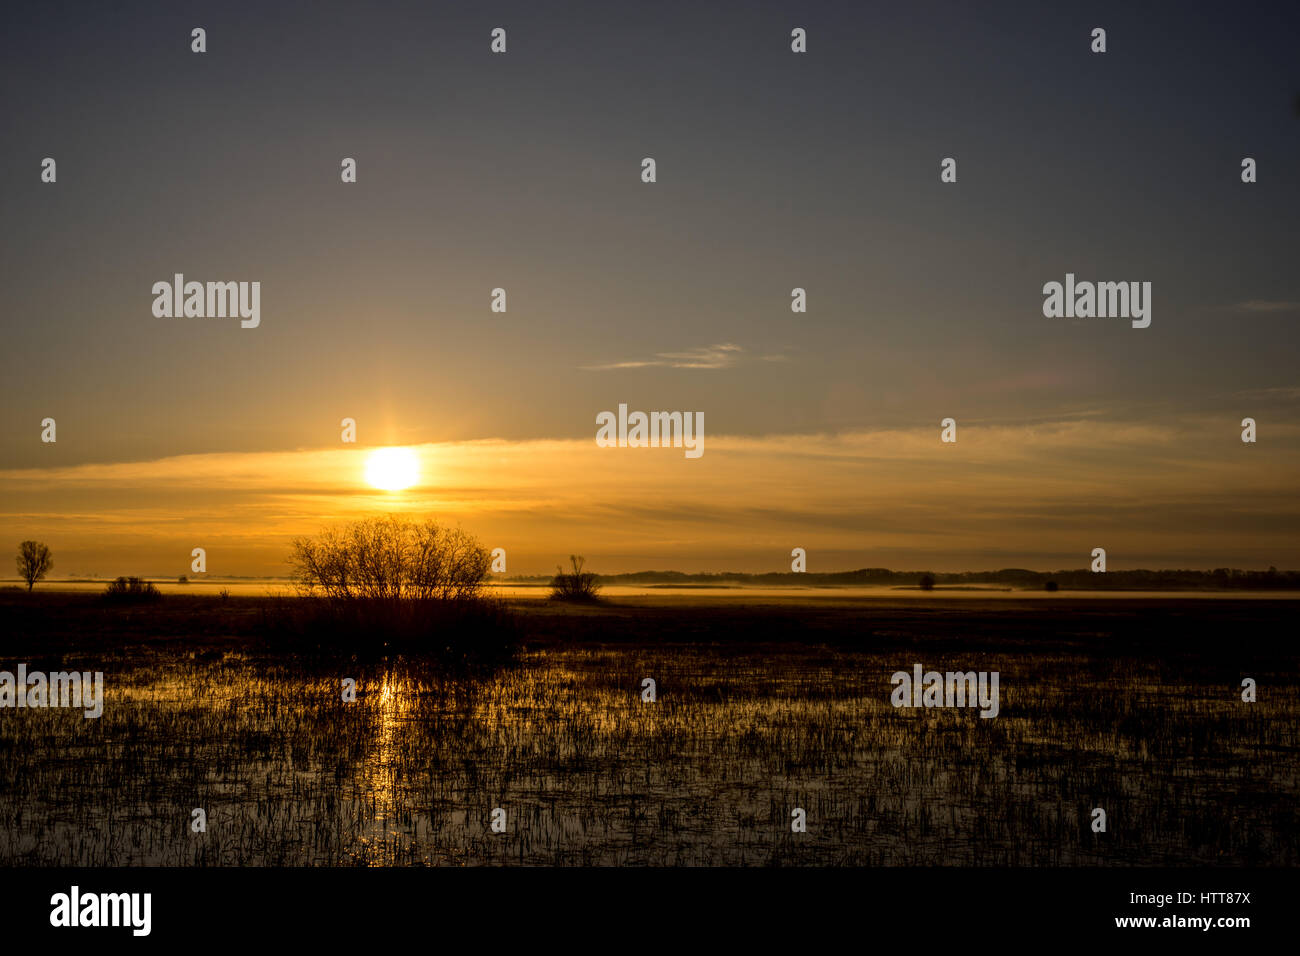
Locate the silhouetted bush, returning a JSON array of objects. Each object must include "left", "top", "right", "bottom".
[
  {"left": 919, "top": 573, "right": 936, "bottom": 591},
  {"left": 550, "top": 555, "right": 602, "bottom": 602},
  {"left": 291, "top": 515, "right": 489, "bottom": 602},
  {"left": 103, "top": 577, "right": 161, "bottom": 604},
  {"left": 281, "top": 515, "right": 513, "bottom": 668},
  {"left": 1045, "top": 580, "right": 1059, "bottom": 592}
]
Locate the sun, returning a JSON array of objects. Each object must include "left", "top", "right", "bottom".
[{"left": 365, "top": 447, "right": 420, "bottom": 491}]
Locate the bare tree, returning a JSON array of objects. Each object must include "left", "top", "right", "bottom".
[
  {"left": 16, "top": 540, "right": 53, "bottom": 592},
  {"left": 549, "top": 554, "right": 602, "bottom": 602},
  {"left": 290, "top": 515, "right": 490, "bottom": 603}
]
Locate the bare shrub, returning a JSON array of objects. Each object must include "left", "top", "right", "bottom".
[
  {"left": 103, "top": 576, "right": 161, "bottom": 604},
  {"left": 283, "top": 516, "right": 513, "bottom": 664},
  {"left": 290, "top": 515, "right": 490, "bottom": 603},
  {"left": 550, "top": 555, "right": 602, "bottom": 602}
]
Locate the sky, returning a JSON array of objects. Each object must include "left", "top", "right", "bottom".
[{"left": 1, "top": 0, "right": 1298, "bottom": 576}]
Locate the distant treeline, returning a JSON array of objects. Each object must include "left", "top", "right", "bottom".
[{"left": 503, "top": 567, "right": 1300, "bottom": 590}]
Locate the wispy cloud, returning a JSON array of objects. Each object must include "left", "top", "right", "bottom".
[
  {"left": 1231, "top": 300, "right": 1300, "bottom": 314},
  {"left": 581, "top": 343, "right": 759, "bottom": 371},
  {"left": 1233, "top": 385, "right": 1300, "bottom": 402}
]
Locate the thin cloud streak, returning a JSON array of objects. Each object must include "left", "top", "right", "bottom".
[
  {"left": 1231, "top": 300, "right": 1300, "bottom": 314},
  {"left": 581, "top": 343, "right": 763, "bottom": 371}
]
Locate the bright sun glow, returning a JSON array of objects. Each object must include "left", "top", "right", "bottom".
[{"left": 365, "top": 447, "right": 420, "bottom": 491}]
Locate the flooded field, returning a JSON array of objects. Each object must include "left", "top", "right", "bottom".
[
  {"left": 1, "top": 593, "right": 1296, "bottom": 866},
  {"left": 8, "top": 578, "right": 1300, "bottom": 601}
]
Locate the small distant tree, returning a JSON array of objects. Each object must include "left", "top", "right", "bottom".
[
  {"left": 550, "top": 555, "right": 602, "bottom": 602},
  {"left": 1045, "top": 580, "right": 1059, "bottom": 592},
  {"left": 16, "top": 540, "right": 53, "bottom": 592},
  {"left": 919, "top": 573, "right": 936, "bottom": 591}
]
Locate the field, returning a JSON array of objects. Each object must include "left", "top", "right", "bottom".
[{"left": 1, "top": 590, "right": 1296, "bottom": 866}]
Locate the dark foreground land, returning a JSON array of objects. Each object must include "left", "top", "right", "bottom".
[{"left": 0, "top": 590, "right": 1296, "bottom": 865}]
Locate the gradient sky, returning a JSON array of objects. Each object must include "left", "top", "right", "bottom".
[{"left": 2, "top": 0, "right": 1298, "bottom": 576}]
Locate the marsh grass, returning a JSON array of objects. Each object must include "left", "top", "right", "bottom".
[{"left": 0, "top": 594, "right": 1295, "bottom": 866}]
